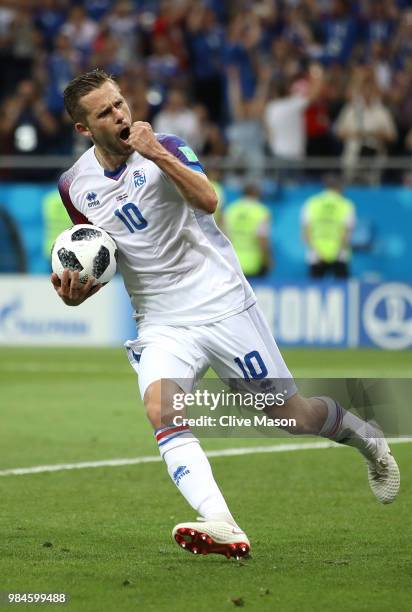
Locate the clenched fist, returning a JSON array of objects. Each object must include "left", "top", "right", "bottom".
[{"left": 126, "top": 122, "right": 165, "bottom": 161}]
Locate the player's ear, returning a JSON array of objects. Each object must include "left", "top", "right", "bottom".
[{"left": 75, "top": 122, "right": 91, "bottom": 138}]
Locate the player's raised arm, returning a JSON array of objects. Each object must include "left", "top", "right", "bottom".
[{"left": 126, "top": 122, "right": 218, "bottom": 214}]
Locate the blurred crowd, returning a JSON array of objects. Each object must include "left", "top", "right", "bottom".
[{"left": 2, "top": 0, "right": 412, "bottom": 182}]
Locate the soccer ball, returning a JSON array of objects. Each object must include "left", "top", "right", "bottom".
[{"left": 51, "top": 224, "right": 118, "bottom": 285}]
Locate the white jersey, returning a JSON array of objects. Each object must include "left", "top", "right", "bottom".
[{"left": 58, "top": 134, "right": 255, "bottom": 326}]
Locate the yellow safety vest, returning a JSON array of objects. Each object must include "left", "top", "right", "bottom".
[
  {"left": 305, "top": 190, "right": 354, "bottom": 263},
  {"left": 225, "top": 198, "right": 270, "bottom": 275}
]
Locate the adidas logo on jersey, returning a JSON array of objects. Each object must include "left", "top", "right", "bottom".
[{"left": 172, "top": 465, "right": 190, "bottom": 487}]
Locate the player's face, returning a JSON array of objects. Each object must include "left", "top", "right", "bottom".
[{"left": 76, "top": 81, "right": 133, "bottom": 156}]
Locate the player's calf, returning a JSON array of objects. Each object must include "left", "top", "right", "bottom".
[
  {"left": 264, "top": 393, "right": 327, "bottom": 436},
  {"left": 144, "top": 379, "right": 246, "bottom": 543}
]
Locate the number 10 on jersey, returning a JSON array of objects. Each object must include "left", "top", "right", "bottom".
[{"left": 115, "top": 202, "right": 148, "bottom": 232}]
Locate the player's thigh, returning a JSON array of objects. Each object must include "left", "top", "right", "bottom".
[
  {"left": 126, "top": 325, "right": 206, "bottom": 393},
  {"left": 205, "top": 304, "right": 295, "bottom": 386},
  {"left": 127, "top": 345, "right": 195, "bottom": 428},
  {"left": 126, "top": 343, "right": 194, "bottom": 398}
]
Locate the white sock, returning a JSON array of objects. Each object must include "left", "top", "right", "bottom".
[
  {"left": 155, "top": 425, "right": 239, "bottom": 527},
  {"left": 316, "top": 396, "right": 379, "bottom": 460}
]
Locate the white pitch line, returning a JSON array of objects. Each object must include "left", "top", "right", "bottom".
[{"left": 1, "top": 438, "right": 411, "bottom": 477}]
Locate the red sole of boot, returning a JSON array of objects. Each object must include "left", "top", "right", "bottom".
[{"left": 174, "top": 527, "right": 250, "bottom": 559}]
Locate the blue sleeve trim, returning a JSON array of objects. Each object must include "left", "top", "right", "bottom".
[
  {"left": 189, "top": 163, "right": 205, "bottom": 173},
  {"left": 155, "top": 133, "right": 205, "bottom": 174}
]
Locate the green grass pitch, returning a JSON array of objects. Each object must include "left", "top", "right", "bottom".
[{"left": 1, "top": 348, "right": 412, "bottom": 611}]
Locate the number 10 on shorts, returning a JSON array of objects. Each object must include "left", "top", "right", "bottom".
[{"left": 234, "top": 351, "right": 268, "bottom": 380}]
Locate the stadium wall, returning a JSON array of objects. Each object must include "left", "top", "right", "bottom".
[
  {"left": 0, "top": 275, "right": 134, "bottom": 347},
  {"left": 0, "top": 276, "right": 411, "bottom": 349},
  {"left": 0, "top": 183, "right": 411, "bottom": 280}
]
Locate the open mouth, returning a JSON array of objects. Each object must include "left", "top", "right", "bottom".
[{"left": 119, "top": 126, "right": 130, "bottom": 140}]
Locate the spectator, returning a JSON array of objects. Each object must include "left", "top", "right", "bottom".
[
  {"left": 336, "top": 76, "right": 397, "bottom": 184},
  {"left": 305, "top": 74, "right": 338, "bottom": 157},
  {"left": 389, "top": 57, "right": 412, "bottom": 154},
  {"left": 8, "top": 1, "right": 39, "bottom": 81},
  {"left": 151, "top": 0, "right": 187, "bottom": 71},
  {"left": 264, "top": 64, "right": 325, "bottom": 163},
  {"left": 60, "top": 5, "right": 99, "bottom": 63},
  {"left": 0, "top": 1, "right": 30, "bottom": 100},
  {"left": 186, "top": 4, "right": 225, "bottom": 122},
  {"left": 89, "top": 27, "right": 124, "bottom": 77},
  {"left": 120, "top": 77, "right": 154, "bottom": 124},
  {"left": 191, "top": 104, "right": 227, "bottom": 157},
  {"left": 45, "top": 32, "right": 82, "bottom": 115},
  {"left": 84, "top": 0, "right": 114, "bottom": 22},
  {"left": 301, "top": 174, "right": 356, "bottom": 279},
  {"left": 268, "top": 37, "right": 301, "bottom": 84},
  {"left": 145, "top": 35, "right": 181, "bottom": 95},
  {"left": 34, "top": 0, "right": 67, "bottom": 51},
  {"left": 0, "top": 79, "right": 60, "bottom": 179},
  {"left": 321, "top": 0, "right": 359, "bottom": 65},
  {"left": 2, "top": 0, "right": 412, "bottom": 165},
  {"left": 0, "top": 0, "right": 15, "bottom": 37},
  {"left": 0, "top": 79, "right": 58, "bottom": 154},
  {"left": 368, "top": 42, "right": 393, "bottom": 93},
  {"left": 282, "top": 4, "right": 315, "bottom": 55},
  {"left": 362, "top": 0, "right": 397, "bottom": 51},
  {"left": 103, "top": 0, "right": 140, "bottom": 66},
  {"left": 392, "top": 8, "right": 412, "bottom": 62},
  {"left": 224, "top": 11, "right": 262, "bottom": 102},
  {"left": 224, "top": 184, "right": 273, "bottom": 279},
  {"left": 153, "top": 88, "right": 204, "bottom": 151},
  {"left": 226, "top": 64, "right": 271, "bottom": 180}
]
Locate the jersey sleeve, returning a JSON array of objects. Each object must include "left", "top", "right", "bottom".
[
  {"left": 57, "top": 170, "right": 90, "bottom": 225},
  {"left": 155, "top": 133, "right": 205, "bottom": 174}
]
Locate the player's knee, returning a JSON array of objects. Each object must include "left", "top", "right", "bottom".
[
  {"left": 143, "top": 379, "right": 185, "bottom": 430},
  {"left": 143, "top": 382, "right": 162, "bottom": 429}
]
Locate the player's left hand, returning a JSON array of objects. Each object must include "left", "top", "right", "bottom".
[{"left": 126, "top": 122, "right": 164, "bottom": 161}]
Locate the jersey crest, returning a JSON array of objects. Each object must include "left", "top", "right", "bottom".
[{"left": 133, "top": 169, "right": 146, "bottom": 188}]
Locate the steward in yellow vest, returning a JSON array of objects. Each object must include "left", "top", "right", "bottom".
[
  {"left": 301, "top": 176, "right": 355, "bottom": 278},
  {"left": 224, "top": 185, "right": 272, "bottom": 277}
]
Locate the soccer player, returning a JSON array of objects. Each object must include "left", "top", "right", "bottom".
[{"left": 52, "top": 70, "right": 400, "bottom": 559}]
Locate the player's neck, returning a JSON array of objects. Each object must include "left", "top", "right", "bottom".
[{"left": 94, "top": 146, "right": 129, "bottom": 172}]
